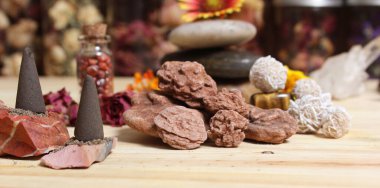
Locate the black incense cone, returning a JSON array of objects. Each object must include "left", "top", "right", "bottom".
[
  {"left": 74, "top": 75, "right": 104, "bottom": 141},
  {"left": 15, "top": 47, "right": 46, "bottom": 113}
]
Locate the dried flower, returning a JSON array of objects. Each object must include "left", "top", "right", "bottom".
[
  {"left": 179, "top": 0, "right": 244, "bottom": 22},
  {"left": 100, "top": 91, "right": 134, "bottom": 126},
  {"left": 43, "top": 88, "right": 79, "bottom": 126},
  {"left": 284, "top": 66, "right": 309, "bottom": 93},
  {"left": 50, "top": 45, "right": 67, "bottom": 64},
  {"left": 0, "top": 0, "right": 30, "bottom": 18},
  {"left": 62, "top": 28, "right": 81, "bottom": 53},
  {"left": 2, "top": 53, "right": 22, "bottom": 76},
  {"left": 126, "top": 69, "right": 159, "bottom": 92},
  {"left": 48, "top": 0, "right": 75, "bottom": 30},
  {"left": 6, "top": 19, "right": 37, "bottom": 48},
  {"left": 77, "top": 4, "right": 103, "bottom": 25},
  {"left": 0, "top": 10, "right": 10, "bottom": 29}
]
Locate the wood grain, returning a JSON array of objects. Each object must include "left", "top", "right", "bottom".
[{"left": 0, "top": 77, "right": 380, "bottom": 188}]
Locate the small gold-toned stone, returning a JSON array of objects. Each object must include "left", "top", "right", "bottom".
[{"left": 250, "top": 93, "right": 290, "bottom": 110}]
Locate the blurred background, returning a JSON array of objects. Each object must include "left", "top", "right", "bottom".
[{"left": 0, "top": 0, "right": 379, "bottom": 78}]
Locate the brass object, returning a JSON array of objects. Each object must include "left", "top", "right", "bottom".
[{"left": 250, "top": 93, "right": 290, "bottom": 110}]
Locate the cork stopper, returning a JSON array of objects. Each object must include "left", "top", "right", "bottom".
[{"left": 82, "top": 23, "right": 107, "bottom": 37}]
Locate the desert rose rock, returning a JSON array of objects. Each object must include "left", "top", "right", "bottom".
[
  {"left": 154, "top": 106, "right": 207, "bottom": 149},
  {"left": 203, "top": 88, "right": 249, "bottom": 117},
  {"left": 169, "top": 20, "right": 256, "bottom": 49},
  {"left": 157, "top": 61, "right": 217, "bottom": 108},
  {"left": 246, "top": 106, "right": 297, "bottom": 144},
  {"left": 0, "top": 106, "right": 69, "bottom": 157},
  {"left": 124, "top": 92, "right": 176, "bottom": 137},
  {"left": 124, "top": 104, "right": 171, "bottom": 137},
  {"left": 249, "top": 56, "right": 287, "bottom": 93},
  {"left": 41, "top": 137, "right": 117, "bottom": 169},
  {"left": 208, "top": 110, "right": 248, "bottom": 147}
]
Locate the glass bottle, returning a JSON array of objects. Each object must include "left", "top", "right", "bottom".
[
  {"left": 273, "top": 0, "right": 344, "bottom": 73},
  {"left": 76, "top": 24, "right": 114, "bottom": 97}
]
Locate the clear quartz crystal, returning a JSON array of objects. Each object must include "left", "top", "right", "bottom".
[{"left": 311, "top": 36, "right": 380, "bottom": 99}]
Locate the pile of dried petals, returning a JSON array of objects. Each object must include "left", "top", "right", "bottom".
[
  {"left": 43, "top": 88, "right": 79, "bottom": 126},
  {"left": 100, "top": 91, "right": 134, "bottom": 126},
  {"left": 44, "top": 88, "right": 134, "bottom": 127},
  {"left": 126, "top": 69, "right": 159, "bottom": 92}
]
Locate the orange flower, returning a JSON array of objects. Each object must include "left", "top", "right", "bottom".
[
  {"left": 179, "top": 0, "right": 244, "bottom": 22},
  {"left": 283, "top": 66, "right": 308, "bottom": 93},
  {"left": 126, "top": 69, "right": 159, "bottom": 92}
]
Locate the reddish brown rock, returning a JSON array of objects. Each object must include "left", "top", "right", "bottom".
[
  {"left": 147, "top": 91, "right": 174, "bottom": 105},
  {"left": 154, "top": 106, "right": 207, "bottom": 149},
  {"left": 157, "top": 61, "right": 217, "bottom": 108},
  {"left": 0, "top": 106, "right": 70, "bottom": 157},
  {"left": 208, "top": 110, "right": 248, "bottom": 147},
  {"left": 124, "top": 104, "right": 170, "bottom": 137},
  {"left": 246, "top": 106, "right": 297, "bottom": 144},
  {"left": 131, "top": 91, "right": 174, "bottom": 106},
  {"left": 131, "top": 91, "right": 153, "bottom": 106},
  {"left": 124, "top": 92, "right": 175, "bottom": 137},
  {"left": 41, "top": 137, "right": 117, "bottom": 169},
  {"left": 203, "top": 88, "right": 249, "bottom": 117}
]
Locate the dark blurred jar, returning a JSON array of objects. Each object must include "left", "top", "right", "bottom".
[
  {"left": 347, "top": 0, "right": 380, "bottom": 78},
  {"left": 273, "top": 0, "right": 344, "bottom": 73}
]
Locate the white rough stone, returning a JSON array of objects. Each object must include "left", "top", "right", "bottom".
[
  {"left": 249, "top": 56, "right": 287, "bottom": 93},
  {"left": 288, "top": 93, "right": 333, "bottom": 133},
  {"left": 293, "top": 79, "right": 322, "bottom": 99},
  {"left": 320, "top": 106, "right": 350, "bottom": 139}
]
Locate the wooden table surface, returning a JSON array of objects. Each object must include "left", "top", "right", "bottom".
[{"left": 0, "top": 77, "right": 379, "bottom": 188}]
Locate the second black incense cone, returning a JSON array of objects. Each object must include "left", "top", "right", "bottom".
[
  {"left": 74, "top": 75, "right": 104, "bottom": 141},
  {"left": 15, "top": 46, "right": 46, "bottom": 114}
]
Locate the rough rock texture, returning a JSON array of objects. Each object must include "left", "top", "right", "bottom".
[
  {"left": 320, "top": 106, "right": 350, "bottom": 139},
  {"left": 124, "top": 92, "right": 175, "bottom": 137},
  {"left": 154, "top": 106, "right": 207, "bottom": 149},
  {"left": 147, "top": 91, "right": 174, "bottom": 105},
  {"left": 288, "top": 93, "right": 332, "bottom": 133},
  {"left": 208, "top": 110, "right": 248, "bottom": 147},
  {"left": 124, "top": 104, "right": 170, "bottom": 137},
  {"left": 292, "top": 79, "right": 322, "bottom": 99},
  {"left": 157, "top": 61, "right": 217, "bottom": 108},
  {"left": 41, "top": 137, "right": 117, "bottom": 169},
  {"left": 0, "top": 106, "right": 69, "bottom": 157},
  {"left": 203, "top": 88, "right": 249, "bottom": 117},
  {"left": 246, "top": 106, "right": 297, "bottom": 144},
  {"left": 249, "top": 56, "right": 287, "bottom": 93}
]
